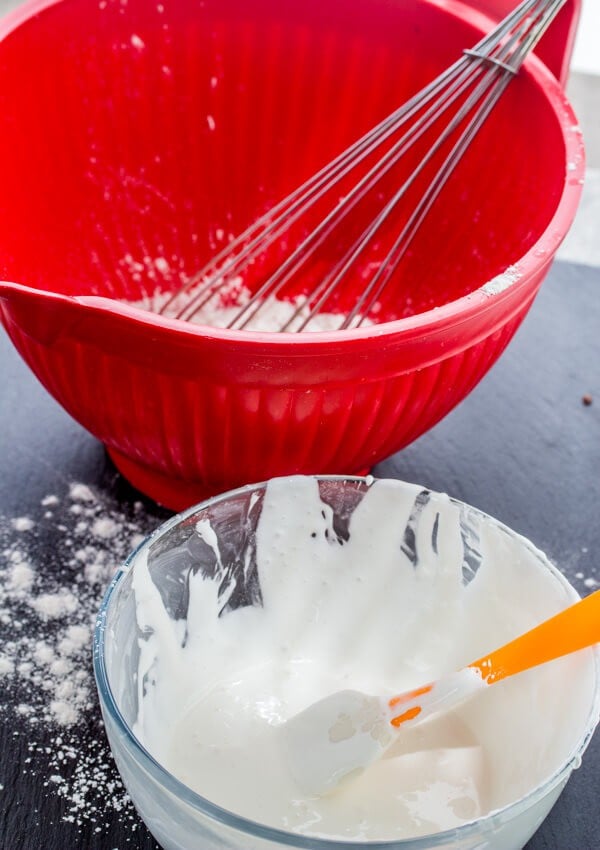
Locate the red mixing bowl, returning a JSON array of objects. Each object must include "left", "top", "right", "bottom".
[{"left": 0, "top": 0, "right": 584, "bottom": 510}]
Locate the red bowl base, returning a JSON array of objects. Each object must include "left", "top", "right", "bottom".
[
  {"left": 107, "top": 448, "right": 221, "bottom": 511},
  {"left": 108, "top": 447, "right": 372, "bottom": 512}
]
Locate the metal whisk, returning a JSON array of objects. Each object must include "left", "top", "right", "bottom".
[{"left": 160, "top": 0, "right": 567, "bottom": 332}]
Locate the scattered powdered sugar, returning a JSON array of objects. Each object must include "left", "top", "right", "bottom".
[
  {"left": 30, "top": 589, "right": 79, "bottom": 620},
  {"left": 91, "top": 516, "right": 121, "bottom": 539},
  {"left": 154, "top": 256, "right": 170, "bottom": 276},
  {"left": 0, "top": 654, "right": 14, "bottom": 676},
  {"left": 575, "top": 567, "right": 597, "bottom": 591},
  {"left": 482, "top": 264, "right": 522, "bottom": 296},
  {"left": 6, "top": 555, "right": 35, "bottom": 593},
  {"left": 11, "top": 516, "right": 35, "bottom": 532},
  {"left": 118, "top": 253, "right": 187, "bottom": 301},
  {"left": 69, "top": 482, "right": 96, "bottom": 502},
  {"left": 0, "top": 482, "right": 166, "bottom": 838},
  {"left": 130, "top": 33, "right": 145, "bottom": 50}
]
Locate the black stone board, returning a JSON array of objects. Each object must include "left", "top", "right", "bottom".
[{"left": 0, "top": 259, "right": 599, "bottom": 849}]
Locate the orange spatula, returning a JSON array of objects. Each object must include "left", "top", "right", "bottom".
[{"left": 285, "top": 589, "right": 600, "bottom": 795}]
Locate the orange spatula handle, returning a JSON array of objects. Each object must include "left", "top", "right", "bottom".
[{"left": 469, "top": 588, "right": 600, "bottom": 685}]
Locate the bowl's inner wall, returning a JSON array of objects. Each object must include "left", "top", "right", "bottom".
[{"left": 0, "top": 0, "right": 565, "bottom": 320}]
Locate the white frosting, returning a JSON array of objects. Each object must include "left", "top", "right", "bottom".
[{"left": 130, "top": 477, "right": 595, "bottom": 841}]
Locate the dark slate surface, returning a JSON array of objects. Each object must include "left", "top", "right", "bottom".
[{"left": 0, "top": 259, "right": 599, "bottom": 849}]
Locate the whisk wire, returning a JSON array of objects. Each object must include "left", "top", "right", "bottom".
[
  {"left": 166, "top": 58, "right": 470, "bottom": 323},
  {"left": 167, "top": 0, "right": 542, "bottom": 325},
  {"left": 239, "top": 55, "right": 494, "bottom": 331},
  {"left": 162, "top": 0, "right": 567, "bottom": 331},
  {"left": 160, "top": 61, "right": 461, "bottom": 319},
  {"left": 236, "top": 25, "right": 531, "bottom": 331},
  {"left": 317, "top": 0, "right": 568, "bottom": 331},
  {"left": 165, "top": 0, "right": 539, "bottom": 323},
  {"left": 293, "top": 4, "right": 546, "bottom": 330},
  {"left": 341, "top": 2, "right": 556, "bottom": 328}
]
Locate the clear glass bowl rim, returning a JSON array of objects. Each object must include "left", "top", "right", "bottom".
[{"left": 93, "top": 475, "right": 600, "bottom": 849}]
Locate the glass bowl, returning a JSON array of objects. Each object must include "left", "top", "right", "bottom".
[{"left": 93, "top": 476, "right": 599, "bottom": 850}]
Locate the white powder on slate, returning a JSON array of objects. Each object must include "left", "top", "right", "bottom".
[
  {"left": 11, "top": 517, "right": 35, "bottom": 532},
  {"left": 0, "top": 483, "right": 164, "bottom": 838},
  {"left": 30, "top": 589, "right": 79, "bottom": 620},
  {"left": 0, "top": 654, "right": 14, "bottom": 676},
  {"left": 91, "top": 517, "right": 121, "bottom": 540},
  {"left": 69, "top": 482, "right": 96, "bottom": 502}
]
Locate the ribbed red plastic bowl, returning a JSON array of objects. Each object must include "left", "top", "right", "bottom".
[{"left": 0, "top": 0, "right": 584, "bottom": 510}]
